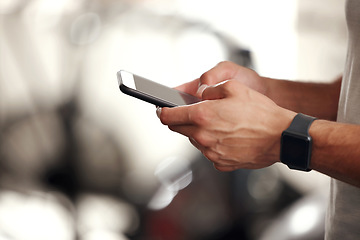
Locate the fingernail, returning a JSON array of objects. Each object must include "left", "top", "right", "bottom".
[
  {"left": 197, "top": 84, "right": 208, "bottom": 97},
  {"left": 156, "top": 106, "right": 162, "bottom": 118}
]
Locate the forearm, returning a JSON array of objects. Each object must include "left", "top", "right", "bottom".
[
  {"left": 309, "top": 120, "right": 360, "bottom": 187},
  {"left": 263, "top": 76, "right": 342, "bottom": 121},
  {"left": 263, "top": 76, "right": 360, "bottom": 186}
]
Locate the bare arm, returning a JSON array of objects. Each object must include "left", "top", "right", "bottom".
[
  {"left": 310, "top": 120, "right": 360, "bottom": 187},
  {"left": 162, "top": 62, "right": 360, "bottom": 187},
  {"left": 263, "top": 76, "right": 342, "bottom": 121},
  {"left": 262, "top": 76, "right": 360, "bottom": 186},
  {"left": 183, "top": 61, "right": 342, "bottom": 121}
]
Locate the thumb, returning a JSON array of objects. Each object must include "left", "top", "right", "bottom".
[
  {"left": 196, "top": 84, "right": 209, "bottom": 98},
  {"left": 201, "top": 80, "right": 236, "bottom": 100}
]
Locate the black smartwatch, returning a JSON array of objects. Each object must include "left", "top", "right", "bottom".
[{"left": 280, "top": 113, "right": 317, "bottom": 171}]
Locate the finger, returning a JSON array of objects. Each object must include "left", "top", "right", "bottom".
[
  {"left": 189, "top": 139, "right": 242, "bottom": 166},
  {"left": 196, "top": 84, "right": 209, "bottom": 99},
  {"left": 169, "top": 125, "right": 216, "bottom": 148},
  {"left": 213, "top": 163, "right": 238, "bottom": 172},
  {"left": 159, "top": 106, "right": 192, "bottom": 126},
  {"left": 190, "top": 138, "right": 246, "bottom": 169},
  {"left": 199, "top": 61, "right": 240, "bottom": 86},
  {"left": 202, "top": 80, "right": 239, "bottom": 100},
  {"left": 189, "top": 137, "right": 201, "bottom": 149},
  {"left": 168, "top": 124, "right": 198, "bottom": 138}
]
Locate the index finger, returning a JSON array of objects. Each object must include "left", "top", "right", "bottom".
[{"left": 159, "top": 105, "right": 194, "bottom": 126}]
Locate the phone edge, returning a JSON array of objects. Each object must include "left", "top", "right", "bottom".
[{"left": 119, "top": 82, "right": 177, "bottom": 108}]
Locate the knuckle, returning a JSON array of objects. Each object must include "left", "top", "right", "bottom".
[
  {"left": 203, "top": 149, "right": 219, "bottom": 162},
  {"left": 213, "top": 163, "right": 237, "bottom": 172},
  {"left": 189, "top": 104, "right": 211, "bottom": 126},
  {"left": 217, "top": 61, "right": 238, "bottom": 74},
  {"left": 192, "top": 131, "right": 211, "bottom": 147},
  {"left": 200, "top": 71, "right": 212, "bottom": 85},
  {"left": 217, "top": 60, "right": 232, "bottom": 67},
  {"left": 222, "top": 80, "right": 238, "bottom": 90},
  {"left": 220, "top": 80, "right": 241, "bottom": 96},
  {"left": 213, "top": 163, "right": 228, "bottom": 172}
]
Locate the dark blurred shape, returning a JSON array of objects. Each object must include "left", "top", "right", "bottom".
[
  {"left": 259, "top": 189, "right": 327, "bottom": 240},
  {"left": 43, "top": 101, "right": 79, "bottom": 200},
  {"left": 0, "top": 110, "right": 66, "bottom": 192}
]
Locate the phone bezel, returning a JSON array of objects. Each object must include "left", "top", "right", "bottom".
[{"left": 118, "top": 70, "right": 195, "bottom": 108}]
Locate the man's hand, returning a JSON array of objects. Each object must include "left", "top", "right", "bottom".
[
  {"left": 175, "top": 61, "right": 267, "bottom": 98},
  {"left": 157, "top": 61, "right": 360, "bottom": 188},
  {"left": 159, "top": 78, "right": 295, "bottom": 171}
]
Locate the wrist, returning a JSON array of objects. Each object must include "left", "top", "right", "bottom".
[
  {"left": 260, "top": 76, "right": 277, "bottom": 100},
  {"left": 269, "top": 108, "right": 296, "bottom": 164},
  {"left": 307, "top": 119, "right": 331, "bottom": 170}
]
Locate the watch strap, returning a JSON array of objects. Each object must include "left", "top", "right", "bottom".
[{"left": 287, "top": 113, "right": 317, "bottom": 135}]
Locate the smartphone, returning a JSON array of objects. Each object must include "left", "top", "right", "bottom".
[{"left": 117, "top": 70, "right": 201, "bottom": 107}]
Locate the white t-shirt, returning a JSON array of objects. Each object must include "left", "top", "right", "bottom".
[{"left": 325, "top": 0, "right": 360, "bottom": 239}]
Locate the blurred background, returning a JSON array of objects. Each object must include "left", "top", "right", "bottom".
[{"left": 0, "top": 0, "right": 347, "bottom": 239}]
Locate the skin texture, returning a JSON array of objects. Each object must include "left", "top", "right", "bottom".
[{"left": 158, "top": 61, "right": 360, "bottom": 187}]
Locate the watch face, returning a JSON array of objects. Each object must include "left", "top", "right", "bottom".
[{"left": 281, "top": 132, "right": 311, "bottom": 170}]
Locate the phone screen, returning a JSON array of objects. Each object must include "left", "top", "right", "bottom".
[{"left": 118, "top": 71, "right": 200, "bottom": 107}]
